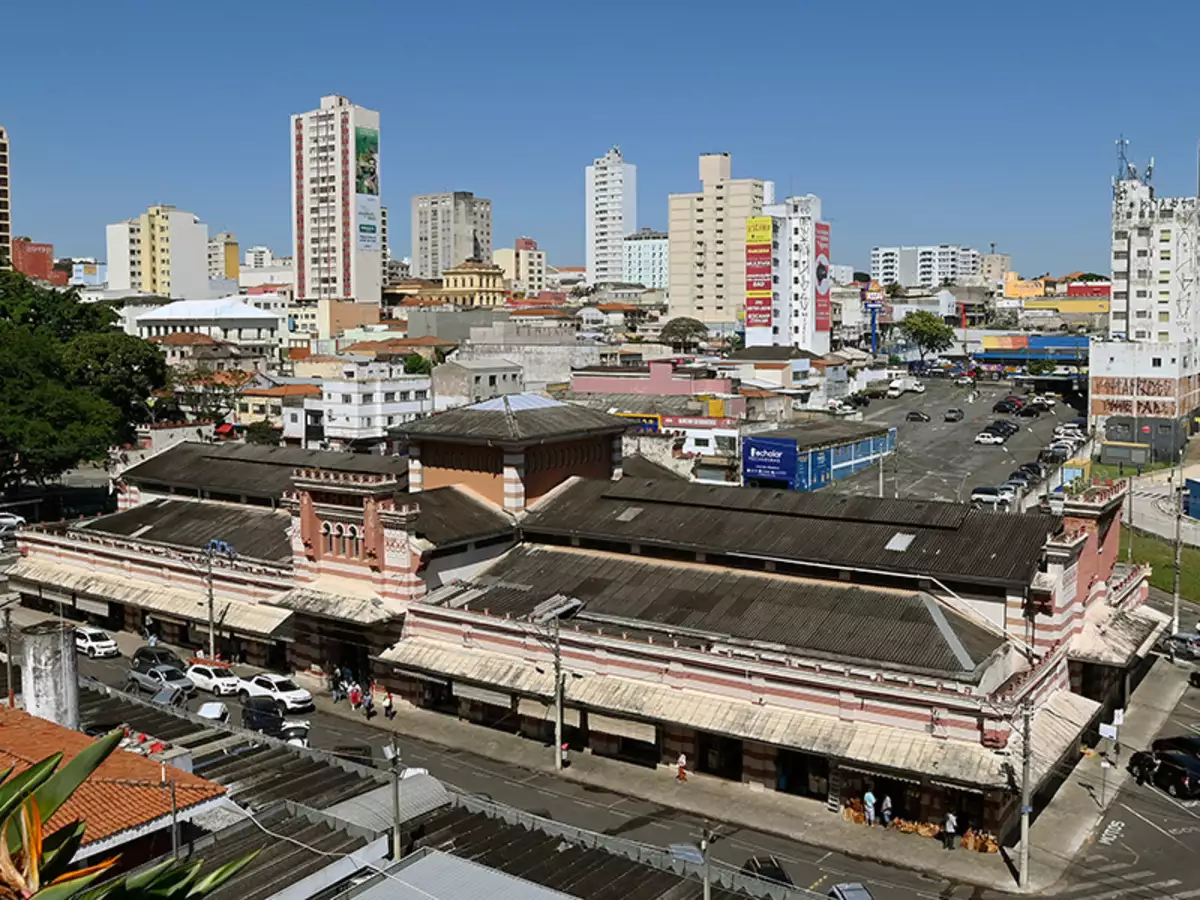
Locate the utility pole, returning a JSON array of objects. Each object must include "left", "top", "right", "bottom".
[
  {"left": 553, "top": 616, "right": 563, "bottom": 772},
  {"left": 161, "top": 764, "right": 179, "bottom": 859},
  {"left": 4, "top": 607, "right": 12, "bottom": 709},
  {"left": 877, "top": 450, "right": 884, "bottom": 499},
  {"left": 1018, "top": 701, "right": 1033, "bottom": 889},
  {"left": 1125, "top": 476, "right": 1134, "bottom": 563},
  {"left": 389, "top": 735, "right": 403, "bottom": 861},
  {"left": 700, "top": 828, "right": 721, "bottom": 900},
  {"left": 1173, "top": 468, "right": 1183, "bottom": 637},
  {"left": 204, "top": 540, "right": 235, "bottom": 660}
]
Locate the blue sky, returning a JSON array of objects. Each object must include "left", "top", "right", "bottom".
[{"left": 6, "top": 0, "right": 1200, "bottom": 276}]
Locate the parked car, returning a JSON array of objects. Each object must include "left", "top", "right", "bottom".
[
  {"left": 988, "top": 421, "right": 1019, "bottom": 435},
  {"left": 1040, "top": 446, "right": 1070, "bottom": 464},
  {"left": 1162, "top": 633, "right": 1200, "bottom": 659},
  {"left": 186, "top": 663, "right": 241, "bottom": 696},
  {"left": 993, "top": 401, "right": 1018, "bottom": 414},
  {"left": 954, "top": 376, "right": 974, "bottom": 387},
  {"left": 970, "top": 486, "right": 1003, "bottom": 504},
  {"left": 1140, "top": 750, "right": 1200, "bottom": 798},
  {"left": 1152, "top": 736, "right": 1200, "bottom": 758},
  {"left": 944, "top": 408, "right": 965, "bottom": 422},
  {"left": 975, "top": 432, "right": 1005, "bottom": 445},
  {"left": 126, "top": 663, "right": 195, "bottom": 696},
  {"left": 1190, "top": 671, "right": 1200, "bottom": 689},
  {"left": 197, "top": 702, "right": 231, "bottom": 724},
  {"left": 742, "top": 856, "right": 793, "bottom": 886},
  {"left": 131, "top": 645, "right": 186, "bottom": 671},
  {"left": 1034, "top": 394, "right": 1057, "bottom": 408},
  {"left": 1017, "top": 462, "right": 1046, "bottom": 479},
  {"left": 993, "top": 485, "right": 1018, "bottom": 503},
  {"left": 905, "top": 410, "right": 931, "bottom": 422},
  {"left": 1006, "top": 471, "right": 1034, "bottom": 486},
  {"left": 0, "top": 513, "right": 26, "bottom": 540},
  {"left": 847, "top": 394, "right": 870, "bottom": 408},
  {"left": 1017, "top": 405, "right": 1042, "bottom": 418},
  {"left": 239, "top": 672, "right": 314, "bottom": 712},
  {"left": 241, "top": 696, "right": 285, "bottom": 735},
  {"left": 828, "top": 884, "right": 876, "bottom": 900},
  {"left": 74, "top": 626, "right": 120, "bottom": 659}
]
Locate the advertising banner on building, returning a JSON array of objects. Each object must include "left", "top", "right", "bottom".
[
  {"left": 814, "top": 222, "right": 831, "bottom": 331},
  {"left": 615, "top": 413, "right": 661, "bottom": 433},
  {"left": 742, "top": 436, "right": 798, "bottom": 485},
  {"left": 745, "top": 217, "right": 774, "bottom": 330},
  {"left": 746, "top": 216, "right": 773, "bottom": 245},
  {"left": 354, "top": 126, "right": 381, "bottom": 251},
  {"left": 745, "top": 292, "right": 773, "bottom": 328}
]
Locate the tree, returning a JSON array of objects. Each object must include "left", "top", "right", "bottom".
[
  {"left": 168, "top": 366, "right": 253, "bottom": 422},
  {"left": 885, "top": 282, "right": 904, "bottom": 298},
  {"left": 0, "top": 729, "right": 254, "bottom": 898},
  {"left": 853, "top": 271, "right": 870, "bottom": 283},
  {"left": 1028, "top": 359, "right": 1057, "bottom": 376},
  {"left": 898, "top": 310, "right": 955, "bottom": 362},
  {"left": 64, "top": 333, "right": 168, "bottom": 443},
  {"left": 403, "top": 353, "right": 432, "bottom": 375},
  {"left": 658, "top": 317, "right": 708, "bottom": 350},
  {"left": 243, "top": 420, "right": 280, "bottom": 446}
]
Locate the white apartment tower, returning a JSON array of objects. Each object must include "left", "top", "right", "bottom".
[
  {"left": 623, "top": 228, "right": 668, "bottom": 289},
  {"left": 585, "top": 146, "right": 637, "bottom": 285},
  {"left": 668, "top": 153, "right": 767, "bottom": 329},
  {"left": 870, "top": 244, "right": 981, "bottom": 287},
  {"left": 411, "top": 192, "right": 492, "bottom": 279},
  {"left": 0, "top": 126, "right": 10, "bottom": 267},
  {"left": 105, "top": 205, "right": 209, "bottom": 298},
  {"left": 291, "top": 94, "right": 383, "bottom": 304}
]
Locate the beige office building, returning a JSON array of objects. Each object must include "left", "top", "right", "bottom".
[
  {"left": 492, "top": 237, "right": 546, "bottom": 296},
  {"left": 668, "top": 153, "right": 766, "bottom": 329},
  {"left": 106, "top": 204, "right": 210, "bottom": 298}
]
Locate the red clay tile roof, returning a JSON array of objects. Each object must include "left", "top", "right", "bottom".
[
  {"left": 754, "top": 362, "right": 790, "bottom": 370},
  {"left": 150, "top": 333, "right": 221, "bottom": 346},
  {"left": 180, "top": 370, "right": 256, "bottom": 388},
  {"left": 343, "top": 336, "right": 456, "bottom": 353},
  {"left": 0, "top": 707, "right": 225, "bottom": 847},
  {"left": 288, "top": 347, "right": 312, "bottom": 360},
  {"left": 241, "top": 384, "right": 322, "bottom": 398},
  {"left": 595, "top": 303, "right": 639, "bottom": 313}
]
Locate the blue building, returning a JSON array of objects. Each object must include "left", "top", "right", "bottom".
[{"left": 742, "top": 422, "right": 896, "bottom": 491}]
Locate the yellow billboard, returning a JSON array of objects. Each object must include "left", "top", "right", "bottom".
[{"left": 746, "top": 217, "right": 773, "bottom": 245}]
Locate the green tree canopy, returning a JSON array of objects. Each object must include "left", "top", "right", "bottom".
[
  {"left": 243, "top": 420, "right": 281, "bottom": 446},
  {"left": 897, "top": 310, "right": 956, "bottom": 361},
  {"left": 1028, "top": 359, "right": 1058, "bottom": 376},
  {"left": 403, "top": 353, "right": 432, "bottom": 375},
  {"left": 0, "top": 272, "right": 168, "bottom": 493},
  {"left": 659, "top": 316, "right": 708, "bottom": 349}
]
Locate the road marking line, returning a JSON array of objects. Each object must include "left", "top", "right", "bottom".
[
  {"left": 1119, "top": 802, "right": 1189, "bottom": 844},
  {"left": 1087, "top": 880, "right": 1180, "bottom": 900},
  {"left": 816, "top": 851, "right": 832, "bottom": 864},
  {"left": 808, "top": 875, "right": 828, "bottom": 891},
  {"left": 1163, "top": 890, "right": 1200, "bottom": 900},
  {"left": 1181, "top": 703, "right": 1200, "bottom": 715},
  {"left": 1059, "top": 871, "right": 1158, "bottom": 895}
]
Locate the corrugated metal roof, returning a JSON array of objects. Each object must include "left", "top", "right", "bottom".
[
  {"left": 759, "top": 420, "right": 891, "bottom": 451},
  {"left": 381, "top": 639, "right": 1097, "bottom": 790},
  {"left": 353, "top": 850, "right": 579, "bottom": 900},
  {"left": 522, "top": 479, "right": 1057, "bottom": 587},
  {"left": 322, "top": 775, "right": 452, "bottom": 832},
  {"left": 413, "top": 487, "right": 515, "bottom": 546},
  {"left": 8, "top": 559, "right": 293, "bottom": 638},
  {"left": 470, "top": 546, "right": 1002, "bottom": 677},
  {"left": 77, "top": 498, "right": 292, "bottom": 562},
  {"left": 392, "top": 403, "right": 627, "bottom": 445},
  {"left": 271, "top": 586, "right": 393, "bottom": 625},
  {"left": 1069, "top": 603, "right": 1170, "bottom": 666}
]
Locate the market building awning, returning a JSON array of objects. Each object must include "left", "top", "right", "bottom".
[
  {"left": 380, "top": 638, "right": 1099, "bottom": 790},
  {"left": 7, "top": 559, "right": 293, "bottom": 640},
  {"left": 1069, "top": 603, "right": 1170, "bottom": 667},
  {"left": 271, "top": 584, "right": 395, "bottom": 625}
]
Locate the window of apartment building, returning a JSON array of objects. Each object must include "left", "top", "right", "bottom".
[
  {"left": 362, "top": 393, "right": 373, "bottom": 403},
  {"left": 387, "top": 416, "right": 395, "bottom": 425},
  {"left": 290, "top": 413, "right": 298, "bottom": 423},
  {"left": 1135, "top": 330, "right": 1148, "bottom": 339},
  {"left": 1159, "top": 311, "right": 1170, "bottom": 323},
  {"left": 1135, "top": 310, "right": 1148, "bottom": 318},
  {"left": 384, "top": 392, "right": 395, "bottom": 401},
  {"left": 1161, "top": 230, "right": 1172, "bottom": 242},
  {"left": 1160, "top": 249, "right": 1172, "bottom": 260},
  {"left": 341, "top": 394, "right": 351, "bottom": 403},
  {"left": 1152, "top": 357, "right": 1162, "bottom": 368},
  {"left": 1160, "top": 292, "right": 1170, "bottom": 299},
  {"left": 1136, "top": 290, "right": 1147, "bottom": 298},
  {"left": 415, "top": 390, "right": 428, "bottom": 400},
  {"left": 1159, "top": 332, "right": 1170, "bottom": 342},
  {"left": 1136, "top": 249, "right": 1148, "bottom": 257},
  {"left": 1115, "top": 230, "right": 1129, "bottom": 239},
  {"left": 1138, "top": 227, "right": 1151, "bottom": 236}
]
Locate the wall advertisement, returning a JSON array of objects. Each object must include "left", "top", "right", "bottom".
[
  {"left": 742, "top": 436, "right": 797, "bottom": 485},
  {"left": 354, "top": 126, "right": 381, "bottom": 251},
  {"left": 814, "top": 222, "right": 831, "bottom": 331},
  {"left": 745, "top": 217, "right": 774, "bottom": 329}
]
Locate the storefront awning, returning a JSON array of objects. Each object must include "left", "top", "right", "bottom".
[
  {"left": 381, "top": 638, "right": 1099, "bottom": 790},
  {"left": 517, "top": 697, "right": 581, "bottom": 728},
  {"left": 1069, "top": 603, "right": 1170, "bottom": 667},
  {"left": 8, "top": 559, "right": 293, "bottom": 640}
]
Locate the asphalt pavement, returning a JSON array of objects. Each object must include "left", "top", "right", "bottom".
[{"left": 836, "top": 381, "right": 1073, "bottom": 504}]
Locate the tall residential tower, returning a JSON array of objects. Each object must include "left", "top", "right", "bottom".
[
  {"left": 0, "top": 127, "right": 10, "bottom": 267},
  {"left": 291, "top": 94, "right": 382, "bottom": 304},
  {"left": 411, "top": 192, "right": 492, "bottom": 279},
  {"left": 585, "top": 146, "right": 637, "bottom": 285},
  {"left": 105, "top": 205, "right": 209, "bottom": 298}
]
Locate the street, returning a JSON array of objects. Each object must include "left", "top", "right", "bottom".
[{"left": 836, "top": 380, "right": 1071, "bottom": 504}]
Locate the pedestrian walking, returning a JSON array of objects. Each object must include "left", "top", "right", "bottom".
[
  {"left": 364, "top": 691, "right": 375, "bottom": 719},
  {"left": 863, "top": 788, "right": 877, "bottom": 827},
  {"left": 881, "top": 794, "right": 893, "bottom": 827},
  {"left": 384, "top": 691, "right": 395, "bottom": 720},
  {"left": 560, "top": 742, "right": 570, "bottom": 769},
  {"left": 348, "top": 683, "right": 362, "bottom": 710},
  {"left": 677, "top": 752, "right": 688, "bottom": 782},
  {"left": 943, "top": 811, "right": 958, "bottom": 850}
]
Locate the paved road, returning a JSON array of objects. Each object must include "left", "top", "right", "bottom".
[
  {"left": 1130, "top": 477, "right": 1200, "bottom": 548},
  {"left": 836, "top": 381, "right": 1071, "bottom": 505}
]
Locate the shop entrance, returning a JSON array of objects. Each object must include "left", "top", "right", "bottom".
[
  {"left": 776, "top": 749, "right": 829, "bottom": 799},
  {"left": 696, "top": 731, "right": 743, "bottom": 781}
]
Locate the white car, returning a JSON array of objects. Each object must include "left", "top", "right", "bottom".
[
  {"left": 187, "top": 663, "right": 241, "bottom": 696},
  {"left": 954, "top": 376, "right": 974, "bottom": 387},
  {"left": 74, "top": 626, "right": 120, "bottom": 659},
  {"left": 1034, "top": 395, "right": 1057, "bottom": 408},
  {"left": 239, "top": 672, "right": 314, "bottom": 712},
  {"left": 974, "top": 432, "right": 1004, "bottom": 445},
  {"left": 994, "top": 485, "right": 1018, "bottom": 503}
]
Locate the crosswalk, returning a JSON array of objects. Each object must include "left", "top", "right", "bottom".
[{"left": 1058, "top": 857, "right": 1199, "bottom": 899}]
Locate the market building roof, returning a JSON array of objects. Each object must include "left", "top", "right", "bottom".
[
  {"left": 758, "top": 420, "right": 892, "bottom": 451},
  {"left": 521, "top": 478, "right": 1058, "bottom": 589},
  {"left": 392, "top": 394, "right": 628, "bottom": 446},
  {"left": 120, "top": 441, "right": 408, "bottom": 501}
]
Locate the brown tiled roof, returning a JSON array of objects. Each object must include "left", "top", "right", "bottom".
[
  {"left": 343, "top": 336, "right": 456, "bottom": 354},
  {"left": 150, "top": 333, "right": 221, "bottom": 346},
  {"left": 595, "top": 303, "right": 639, "bottom": 312},
  {"left": 0, "top": 706, "right": 225, "bottom": 847},
  {"left": 240, "top": 384, "right": 322, "bottom": 398}
]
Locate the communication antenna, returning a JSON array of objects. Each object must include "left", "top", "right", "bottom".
[{"left": 1116, "top": 135, "right": 1133, "bottom": 181}]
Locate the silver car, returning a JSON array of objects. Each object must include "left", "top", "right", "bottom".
[{"left": 126, "top": 663, "right": 196, "bottom": 696}]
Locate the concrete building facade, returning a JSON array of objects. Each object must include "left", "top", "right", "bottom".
[
  {"left": 244, "top": 246, "right": 276, "bottom": 268},
  {"left": 493, "top": 237, "right": 546, "bottom": 296},
  {"left": 668, "top": 153, "right": 766, "bottom": 331},
  {"left": 432, "top": 358, "right": 524, "bottom": 410},
  {"left": 980, "top": 252, "right": 1011, "bottom": 285},
  {"left": 207, "top": 232, "right": 239, "bottom": 280},
  {"left": 0, "top": 126, "right": 10, "bottom": 267},
  {"left": 106, "top": 205, "right": 210, "bottom": 299},
  {"left": 622, "top": 228, "right": 667, "bottom": 289},
  {"left": 870, "top": 244, "right": 982, "bottom": 287},
  {"left": 411, "top": 192, "right": 492, "bottom": 279},
  {"left": 291, "top": 94, "right": 383, "bottom": 305},
  {"left": 585, "top": 146, "right": 637, "bottom": 285}
]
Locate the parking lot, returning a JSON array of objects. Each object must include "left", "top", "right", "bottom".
[{"left": 835, "top": 379, "right": 1076, "bottom": 504}]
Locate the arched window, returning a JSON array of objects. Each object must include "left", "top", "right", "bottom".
[
  {"left": 334, "top": 523, "right": 347, "bottom": 556},
  {"left": 320, "top": 522, "right": 333, "bottom": 554},
  {"left": 349, "top": 525, "right": 362, "bottom": 558}
]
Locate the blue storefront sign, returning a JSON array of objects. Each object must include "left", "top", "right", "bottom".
[{"left": 742, "top": 437, "right": 798, "bottom": 486}]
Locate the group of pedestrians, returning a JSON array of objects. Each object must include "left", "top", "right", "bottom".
[
  {"left": 860, "top": 789, "right": 958, "bottom": 850},
  {"left": 329, "top": 667, "right": 395, "bottom": 721}
]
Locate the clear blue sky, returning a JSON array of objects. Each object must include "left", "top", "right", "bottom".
[{"left": 6, "top": 0, "right": 1200, "bottom": 277}]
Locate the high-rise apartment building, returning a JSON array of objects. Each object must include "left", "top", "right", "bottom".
[
  {"left": 106, "top": 204, "right": 209, "bottom": 298},
  {"left": 585, "top": 146, "right": 637, "bottom": 285},
  {"left": 980, "top": 251, "right": 1011, "bottom": 285},
  {"left": 291, "top": 94, "right": 382, "bottom": 304},
  {"left": 244, "top": 246, "right": 275, "bottom": 268},
  {"left": 493, "top": 237, "right": 546, "bottom": 296},
  {"left": 0, "top": 126, "right": 10, "bottom": 267},
  {"left": 380, "top": 206, "right": 390, "bottom": 282},
  {"left": 668, "top": 153, "right": 766, "bottom": 329},
  {"left": 870, "top": 244, "right": 981, "bottom": 287},
  {"left": 411, "top": 192, "right": 492, "bottom": 279},
  {"left": 1090, "top": 165, "right": 1200, "bottom": 461},
  {"left": 207, "top": 232, "right": 239, "bottom": 280},
  {"left": 622, "top": 228, "right": 667, "bottom": 289},
  {"left": 744, "top": 195, "right": 832, "bottom": 355}
]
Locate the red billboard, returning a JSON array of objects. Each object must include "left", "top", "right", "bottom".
[
  {"left": 11, "top": 241, "right": 54, "bottom": 283},
  {"left": 1067, "top": 281, "right": 1111, "bottom": 298},
  {"left": 745, "top": 217, "right": 774, "bottom": 329},
  {"left": 814, "top": 222, "right": 831, "bottom": 332}
]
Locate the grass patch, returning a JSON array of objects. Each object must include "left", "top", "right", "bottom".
[
  {"left": 1126, "top": 527, "right": 1200, "bottom": 604},
  {"left": 1092, "top": 460, "right": 1173, "bottom": 482}
]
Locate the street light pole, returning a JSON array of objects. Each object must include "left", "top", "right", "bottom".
[
  {"left": 4, "top": 607, "right": 12, "bottom": 709},
  {"left": 389, "top": 735, "right": 403, "bottom": 862},
  {"left": 553, "top": 616, "right": 563, "bottom": 772},
  {"left": 204, "top": 540, "right": 235, "bottom": 660},
  {"left": 1173, "top": 473, "right": 1183, "bottom": 637},
  {"left": 1018, "top": 700, "right": 1033, "bottom": 889}
]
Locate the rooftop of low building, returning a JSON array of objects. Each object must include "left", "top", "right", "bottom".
[{"left": 392, "top": 394, "right": 628, "bottom": 446}]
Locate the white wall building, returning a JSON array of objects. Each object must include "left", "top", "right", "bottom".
[
  {"left": 291, "top": 94, "right": 382, "bottom": 304},
  {"left": 622, "top": 228, "right": 667, "bottom": 289},
  {"left": 493, "top": 238, "right": 546, "bottom": 296},
  {"left": 411, "top": 192, "right": 492, "bottom": 278},
  {"left": 288, "top": 360, "right": 432, "bottom": 452},
  {"left": 870, "top": 244, "right": 981, "bottom": 287},
  {"left": 829, "top": 264, "right": 856, "bottom": 285},
  {"left": 744, "top": 194, "right": 831, "bottom": 356},
  {"left": 244, "top": 246, "right": 276, "bottom": 268},
  {"left": 106, "top": 205, "right": 210, "bottom": 299},
  {"left": 134, "top": 297, "right": 281, "bottom": 357},
  {"left": 585, "top": 146, "right": 637, "bottom": 285}
]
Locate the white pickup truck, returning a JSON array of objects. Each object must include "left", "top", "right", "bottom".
[{"left": 886, "top": 377, "right": 926, "bottom": 398}]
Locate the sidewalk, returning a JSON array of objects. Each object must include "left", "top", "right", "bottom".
[{"left": 313, "top": 658, "right": 1190, "bottom": 895}]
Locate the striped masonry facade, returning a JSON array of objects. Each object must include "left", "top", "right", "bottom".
[
  {"left": 408, "top": 445, "right": 423, "bottom": 493},
  {"left": 610, "top": 435, "right": 623, "bottom": 481},
  {"left": 502, "top": 451, "right": 525, "bottom": 512}
]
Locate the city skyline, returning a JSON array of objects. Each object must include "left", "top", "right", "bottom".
[{"left": 6, "top": 0, "right": 1200, "bottom": 275}]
